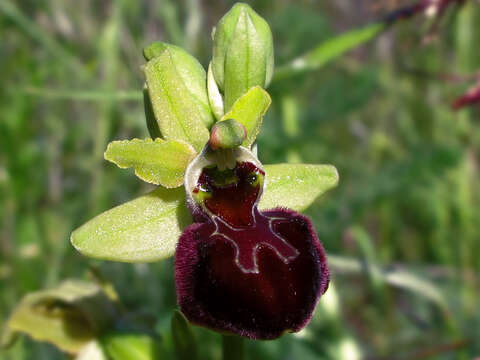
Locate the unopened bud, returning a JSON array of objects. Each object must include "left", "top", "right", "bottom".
[
  {"left": 209, "top": 119, "right": 247, "bottom": 150},
  {"left": 212, "top": 3, "right": 274, "bottom": 111}
]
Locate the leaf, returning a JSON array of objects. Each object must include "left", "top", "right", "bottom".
[
  {"left": 101, "top": 333, "right": 165, "bottom": 360},
  {"left": 104, "top": 138, "right": 196, "bottom": 188},
  {"left": 22, "top": 87, "right": 142, "bottom": 101},
  {"left": 328, "top": 255, "right": 450, "bottom": 314},
  {"left": 144, "top": 45, "right": 212, "bottom": 151},
  {"left": 273, "top": 22, "right": 386, "bottom": 83},
  {"left": 71, "top": 187, "right": 192, "bottom": 263},
  {"left": 220, "top": 86, "right": 271, "bottom": 148},
  {"left": 2, "top": 281, "right": 116, "bottom": 354},
  {"left": 171, "top": 310, "right": 197, "bottom": 360},
  {"left": 259, "top": 164, "right": 339, "bottom": 212}
]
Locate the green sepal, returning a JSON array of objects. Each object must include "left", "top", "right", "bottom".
[
  {"left": 70, "top": 187, "right": 192, "bottom": 263},
  {"left": 259, "top": 164, "right": 339, "bottom": 211},
  {"left": 143, "top": 42, "right": 213, "bottom": 151},
  {"left": 1, "top": 281, "right": 117, "bottom": 355},
  {"left": 104, "top": 138, "right": 197, "bottom": 188},
  {"left": 212, "top": 3, "right": 274, "bottom": 111},
  {"left": 220, "top": 86, "right": 271, "bottom": 148}
]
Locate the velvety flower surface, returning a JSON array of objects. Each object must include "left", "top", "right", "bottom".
[{"left": 175, "top": 152, "right": 329, "bottom": 339}]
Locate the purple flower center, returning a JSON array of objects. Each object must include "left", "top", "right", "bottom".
[{"left": 192, "top": 162, "right": 299, "bottom": 273}]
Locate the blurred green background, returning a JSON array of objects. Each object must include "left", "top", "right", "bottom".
[{"left": 1, "top": 0, "right": 479, "bottom": 359}]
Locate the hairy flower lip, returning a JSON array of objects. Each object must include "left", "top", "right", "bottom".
[
  {"left": 176, "top": 154, "right": 330, "bottom": 339},
  {"left": 175, "top": 207, "right": 329, "bottom": 340}
]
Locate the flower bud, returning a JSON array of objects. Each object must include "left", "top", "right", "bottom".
[
  {"left": 209, "top": 119, "right": 247, "bottom": 150},
  {"left": 212, "top": 3, "right": 274, "bottom": 111}
]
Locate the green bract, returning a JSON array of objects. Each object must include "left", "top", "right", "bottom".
[
  {"left": 212, "top": 2, "right": 274, "bottom": 111},
  {"left": 104, "top": 138, "right": 196, "bottom": 188},
  {"left": 143, "top": 42, "right": 213, "bottom": 151}
]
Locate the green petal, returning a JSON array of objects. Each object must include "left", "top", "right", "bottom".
[
  {"left": 104, "top": 138, "right": 196, "bottom": 188},
  {"left": 144, "top": 44, "right": 212, "bottom": 151},
  {"left": 207, "top": 62, "right": 224, "bottom": 121},
  {"left": 220, "top": 86, "right": 271, "bottom": 148},
  {"left": 71, "top": 187, "right": 192, "bottom": 263},
  {"left": 259, "top": 164, "right": 339, "bottom": 212}
]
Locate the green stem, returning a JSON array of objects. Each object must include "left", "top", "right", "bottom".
[{"left": 222, "top": 335, "right": 245, "bottom": 360}]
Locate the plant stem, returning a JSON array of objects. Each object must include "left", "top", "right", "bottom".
[{"left": 222, "top": 335, "right": 245, "bottom": 360}]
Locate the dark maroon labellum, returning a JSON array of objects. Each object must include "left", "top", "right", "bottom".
[{"left": 176, "top": 159, "right": 329, "bottom": 339}]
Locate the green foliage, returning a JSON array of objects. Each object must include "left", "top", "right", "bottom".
[
  {"left": 328, "top": 255, "right": 449, "bottom": 314},
  {"left": 273, "top": 22, "right": 386, "bottom": 83},
  {"left": 104, "top": 139, "right": 197, "bottom": 188},
  {"left": 171, "top": 311, "right": 197, "bottom": 360},
  {"left": 2, "top": 281, "right": 117, "bottom": 354},
  {"left": 100, "top": 333, "right": 164, "bottom": 360}
]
